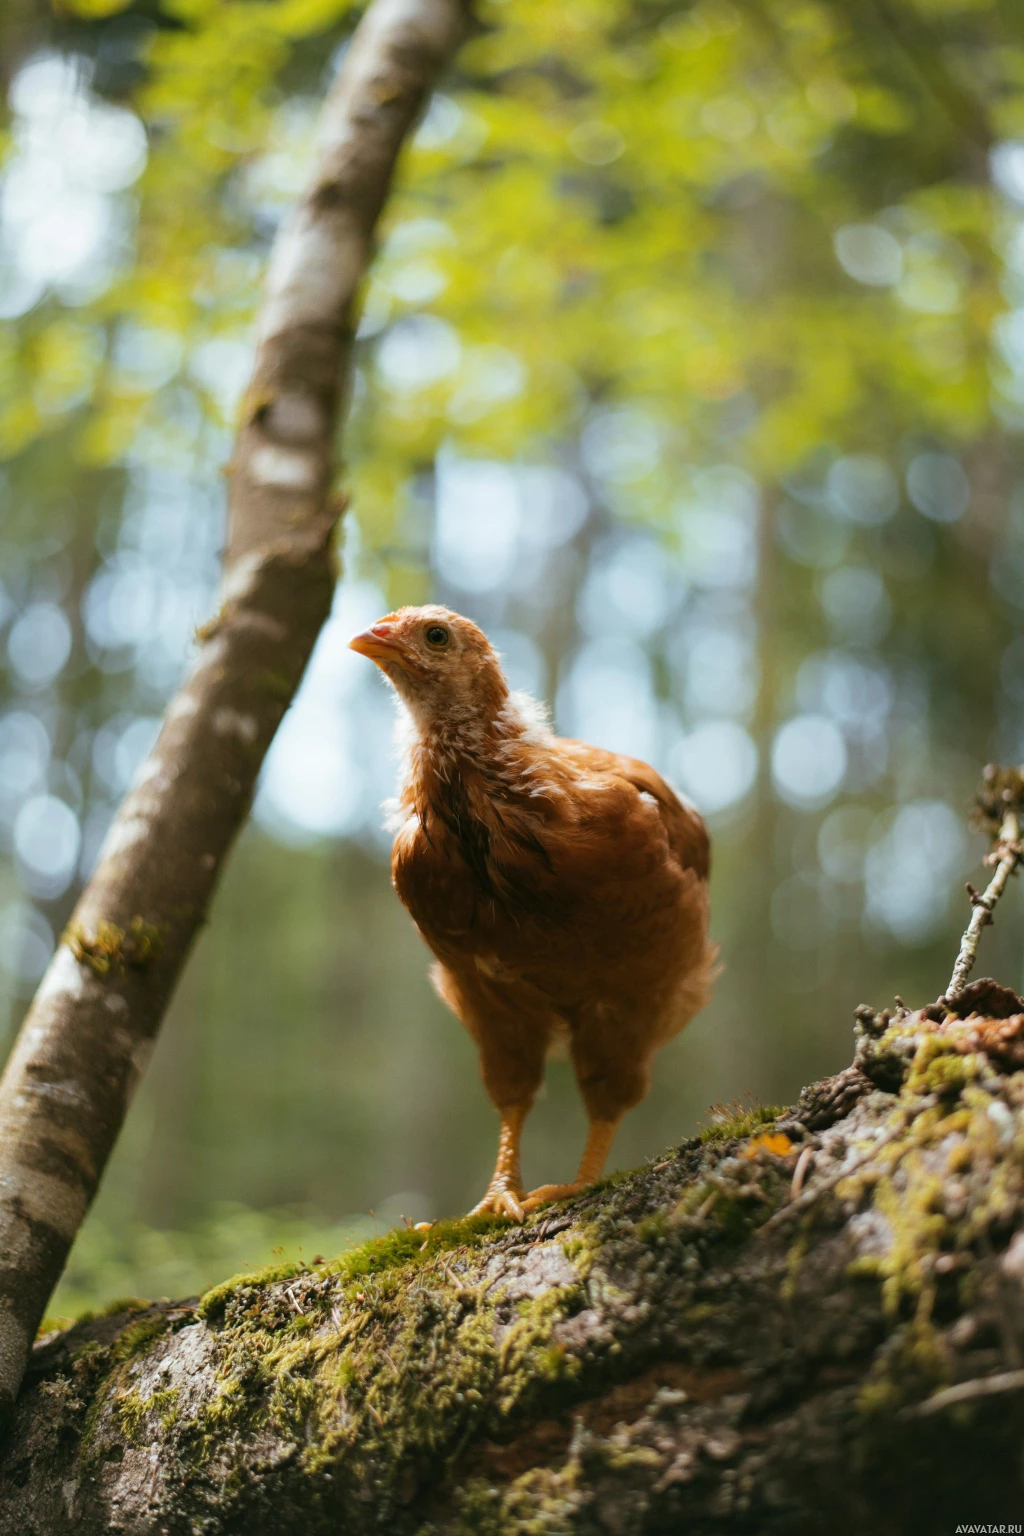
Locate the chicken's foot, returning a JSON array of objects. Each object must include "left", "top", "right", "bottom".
[
  {"left": 468, "top": 1106, "right": 529, "bottom": 1221},
  {"left": 521, "top": 1117, "right": 621, "bottom": 1213}
]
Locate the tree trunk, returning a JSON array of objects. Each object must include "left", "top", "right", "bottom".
[
  {"left": 0, "top": 0, "right": 471, "bottom": 1417},
  {"left": 4, "top": 986, "right": 1024, "bottom": 1533}
]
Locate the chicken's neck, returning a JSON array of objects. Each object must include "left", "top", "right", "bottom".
[
  {"left": 396, "top": 699, "right": 557, "bottom": 900},
  {"left": 407, "top": 715, "right": 515, "bottom": 793},
  {"left": 398, "top": 691, "right": 555, "bottom": 824}
]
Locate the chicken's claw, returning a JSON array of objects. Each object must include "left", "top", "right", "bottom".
[
  {"left": 468, "top": 1182, "right": 526, "bottom": 1223},
  {"left": 520, "top": 1181, "right": 590, "bottom": 1214}
]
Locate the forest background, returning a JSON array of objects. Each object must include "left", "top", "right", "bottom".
[{"left": 0, "top": 0, "right": 1022, "bottom": 1320}]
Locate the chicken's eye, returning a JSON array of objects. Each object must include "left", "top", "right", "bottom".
[{"left": 425, "top": 624, "right": 450, "bottom": 648}]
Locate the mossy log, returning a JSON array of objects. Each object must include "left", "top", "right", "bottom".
[{"left": 6, "top": 984, "right": 1024, "bottom": 1534}]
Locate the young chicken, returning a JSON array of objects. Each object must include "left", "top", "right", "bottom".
[{"left": 350, "top": 605, "right": 718, "bottom": 1220}]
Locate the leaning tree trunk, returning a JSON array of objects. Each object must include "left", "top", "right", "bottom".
[
  {"left": 0, "top": 0, "right": 471, "bottom": 1417},
  {"left": 5, "top": 986, "right": 1024, "bottom": 1534}
]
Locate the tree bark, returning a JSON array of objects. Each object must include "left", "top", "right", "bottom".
[
  {"left": 5, "top": 985, "right": 1024, "bottom": 1532},
  {"left": 0, "top": 0, "right": 471, "bottom": 1418}
]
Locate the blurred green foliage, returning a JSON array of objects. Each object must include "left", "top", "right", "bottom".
[
  {"left": 49, "top": 1201, "right": 376, "bottom": 1324},
  {"left": 2, "top": 0, "right": 1024, "bottom": 1314}
]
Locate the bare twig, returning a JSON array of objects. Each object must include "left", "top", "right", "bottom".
[
  {"left": 790, "top": 1146, "right": 813, "bottom": 1201},
  {"left": 759, "top": 1097, "right": 937, "bottom": 1235},
  {"left": 696, "top": 1190, "right": 718, "bottom": 1222},
  {"left": 945, "top": 803, "right": 1022, "bottom": 1006},
  {"left": 902, "top": 1369, "right": 1024, "bottom": 1418}
]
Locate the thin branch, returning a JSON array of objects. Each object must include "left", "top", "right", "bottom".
[
  {"left": 945, "top": 809, "right": 1021, "bottom": 1006},
  {"left": 790, "top": 1145, "right": 813, "bottom": 1201},
  {"left": 0, "top": 0, "right": 471, "bottom": 1418},
  {"left": 902, "top": 1369, "right": 1024, "bottom": 1418}
]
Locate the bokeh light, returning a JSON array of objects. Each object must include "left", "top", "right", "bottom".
[
  {"left": 834, "top": 223, "right": 903, "bottom": 287},
  {"left": 14, "top": 794, "right": 81, "bottom": 899},
  {"left": 864, "top": 801, "right": 968, "bottom": 945},
  {"left": 674, "top": 720, "right": 758, "bottom": 816},
  {"left": 771, "top": 715, "right": 847, "bottom": 809}
]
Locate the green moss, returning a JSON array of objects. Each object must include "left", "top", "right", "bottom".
[
  {"left": 710, "top": 1192, "right": 763, "bottom": 1242},
  {"left": 536, "top": 1344, "right": 567, "bottom": 1378},
  {"left": 847, "top": 1255, "right": 883, "bottom": 1281},
  {"left": 37, "top": 1313, "right": 76, "bottom": 1337},
  {"left": 65, "top": 916, "right": 162, "bottom": 977},
  {"left": 675, "top": 1179, "right": 717, "bottom": 1217},
  {"left": 112, "top": 1311, "right": 169, "bottom": 1362},
  {"left": 334, "top": 1215, "right": 500, "bottom": 1286},
  {"left": 857, "top": 1317, "right": 949, "bottom": 1418},
  {"left": 198, "top": 1260, "right": 306, "bottom": 1321},
  {"left": 99, "top": 1296, "right": 151, "bottom": 1319},
  {"left": 857, "top": 1371, "right": 905, "bottom": 1417},
  {"left": 254, "top": 668, "right": 295, "bottom": 700},
  {"left": 117, "top": 1386, "right": 180, "bottom": 1444},
  {"left": 683, "top": 1302, "right": 719, "bottom": 1324},
  {"left": 842, "top": 1059, "right": 1024, "bottom": 1424},
  {"left": 834, "top": 1088, "right": 994, "bottom": 1334},
  {"left": 905, "top": 1034, "right": 979, "bottom": 1099},
  {"left": 194, "top": 606, "right": 226, "bottom": 643},
  {"left": 699, "top": 1102, "right": 782, "bottom": 1143},
  {"left": 199, "top": 1213, "right": 502, "bottom": 1323},
  {"left": 71, "top": 1310, "right": 175, "bottom": 1466},
  {"left": 637, "top": 1212, "right": 669, "bottom": 1245},
  {"left": 173, "top": 1210, "right": 597, "bottom": 1497},
  {"left": 71, "top": 1339, "right": 108, "bottom": 1371}
]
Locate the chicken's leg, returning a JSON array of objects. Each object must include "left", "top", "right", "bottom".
[
  {"left": 468, "top": 1105, "right": 530, "bottom": 1221},
  {"left": 520, "top": 1116, "right": 621, "bottom": 1214}
]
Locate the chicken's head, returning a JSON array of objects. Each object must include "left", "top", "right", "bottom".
[{"left": 349, "top": 605, "right": 508, "bottom": 733}]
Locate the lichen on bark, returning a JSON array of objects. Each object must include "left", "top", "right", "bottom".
[{"left": 5, "top": 986, "right": 1024, "bottom": 1534}]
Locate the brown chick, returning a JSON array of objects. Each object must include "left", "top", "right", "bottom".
[{"left": 350, "top": 605, "right": 718, "bottom": 1221}]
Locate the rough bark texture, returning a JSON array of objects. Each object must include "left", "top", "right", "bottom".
[
  {"left": 6, "top": 987, "right": 1024, "bottom": 1533},
  {"left": 0, "top": 0, "right": 470, "bottom": 1416}
]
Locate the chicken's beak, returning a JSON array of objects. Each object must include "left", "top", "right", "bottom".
[{"left": 349, "top": 620, "right": 403, "bottom": 666}]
